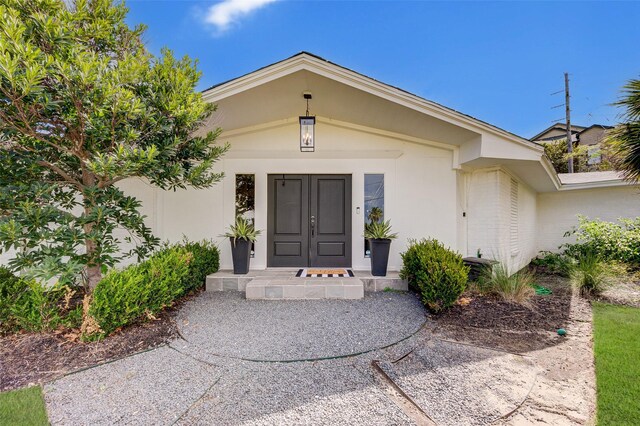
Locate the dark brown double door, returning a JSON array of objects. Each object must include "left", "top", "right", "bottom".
[{"left": 267, "top": 174, "right": 352, "bottom": 267}]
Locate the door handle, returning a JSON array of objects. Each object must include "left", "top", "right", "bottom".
[{"left": 310, "top": 215, "right": 315, "bottom": 237}]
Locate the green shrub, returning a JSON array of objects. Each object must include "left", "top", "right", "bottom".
[
  {"left": 400, "top": 238, "right": 468, "bottom": 312},
  {"left": 531, "top": 251, "right": 576, "bottom": 277},
  {"left": 0, "top": 267, "right": 24, "bottom": 329},
  {"left": 176, "top": 239, "right": 219, "bottom": 293},
  {"left": 570, "top": 251, "right": 612, "bottom": 297},
  {"left": 88, "top": 247, "right": 192, "bottom": 338},
  {"left": 479, "top": 262, "right": 535, "bottom": 304},
  {"left": 0, "top": 267, "right": 68, "bottom": 333},
  {"left": 564, "top": 216, "right": 640, "bottom": 265}
]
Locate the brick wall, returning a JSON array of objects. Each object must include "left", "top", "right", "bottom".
[{"left": 466, "top": 168, "right": 538, "bottom": 271}]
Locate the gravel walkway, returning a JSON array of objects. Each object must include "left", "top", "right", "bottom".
[
  {"left": 378, "top": 340, "right": 537, "bottom": 425},
  {"left": 175, "top": 291, "right": 427, "bottom": 361},
  {"left": 43, "top": 291, "right": 555, "bottom": 425}
]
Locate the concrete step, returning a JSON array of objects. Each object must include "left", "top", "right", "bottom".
[
  {"left": 245, "top": 278, "right": 364, "bottom": 300},
  {"left": 205, "top": 270, "right": 408, "bottom": 297}
]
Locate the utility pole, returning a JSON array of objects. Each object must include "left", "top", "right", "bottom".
[{"left": 565, "top": 72, "right": 573, "bottom": 173}]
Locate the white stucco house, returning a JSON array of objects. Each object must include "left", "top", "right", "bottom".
[{"left": 118, "top": 52, "right": 640, "bottom": 274}]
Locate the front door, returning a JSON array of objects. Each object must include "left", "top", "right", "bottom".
[{"left": 268, "top": 174, "right": 352, "bottom": 267}]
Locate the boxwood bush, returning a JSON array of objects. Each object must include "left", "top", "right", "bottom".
[
  {"left": 400, "top": 238, "right": 469, "bottom": 312},
  {"left": 87, "top": 247, "right": 192, "bottom": 338},
  {"left": 178, "top": 239, "right": 220, "bottom": 293},
  {"left": 0, "top": 267, "right": 68, "bottom": 333},
  {"left": 86, "top": 240, "right": 220, "bottom": 339}
]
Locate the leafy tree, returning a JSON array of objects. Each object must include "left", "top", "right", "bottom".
[
  {"left": 609, "top": 78, "right": 640, "bottom": 181},
  {"left": 0, "top": 0, "right": 228, "bottom": 288},
  {"left": 541, "top": 138, "right": 613, "bottom": 173}
]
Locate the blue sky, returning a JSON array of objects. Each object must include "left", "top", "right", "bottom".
[{"left": 126, "top": 1, "right": 640, "bottom": 139}]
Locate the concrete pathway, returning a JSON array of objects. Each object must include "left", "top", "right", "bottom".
[{"left": 43, "top": 291, "right": 583, "bottom": 425}]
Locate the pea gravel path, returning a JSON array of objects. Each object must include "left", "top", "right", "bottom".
[
  {"left": 175, "top": 291, "right": 427, "bottom": 361},
  {"left": 43, "top": 291, "right": 549, "bottom": 425}
]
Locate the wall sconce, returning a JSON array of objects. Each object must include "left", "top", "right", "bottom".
[{"left": 300, "top": 92, "right": 315, "bottom": 152}]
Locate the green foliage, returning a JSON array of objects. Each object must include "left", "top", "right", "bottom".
[
  {"left": 531, "top": 251, "right": 576, "bottom": 277},
  {"left": 87, "top": 246, "right": 192, "bottom": 338},
  {"left": 541, "top": 138, "right": 589, "bottom": 173},
  {"left": 222, "top": 217, "right": 261, "bottom": 242},
  {"left": 367, "top": 207, "right": 383, "bottom": 224},
  {"left": 563, "top": 216, "right": 640, "bottom": 265},
  {"left": 570, "top": 251, "right": 612, "bottom": 297},
  {"left": 0, "top": 0, "right": 228, "bottom": 287},
  {"left": 479, "top": 263, "right": 535, "bottom": 304},
  {"left": 175, "top": 239, "right": 219, "bottom": 293},
  {"left": 400, "top": 238, "right": 468, "bottom": 312},
  {"left": 0, "top": 266, "right": 24, "bottom": 329},
  {"left": 608, "top": 77, "right": 640, "bottom": 182},
  {"left": 364, "top": 220, "right": 398, "bottom": 240},
  {"left": 592, "top": 303, "right": 640, "bottom": 425},
  {"left": 0, "top": 266, "right": 73, "bottom": 333}
]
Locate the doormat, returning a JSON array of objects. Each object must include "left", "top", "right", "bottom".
[{"left": 296, "top": 269, "right": 355, "bottom": 278}]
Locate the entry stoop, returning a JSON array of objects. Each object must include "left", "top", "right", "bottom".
[
  {"left": 245, "top": 278, "right": 364, "bottom": 300},
  {"left": 205, "top": 270, "right": 407, "bottom": 300}
]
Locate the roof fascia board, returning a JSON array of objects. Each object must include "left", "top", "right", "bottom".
[
  {"left": 558, "top": 180, "right": 633, "bottom": 191},
  {"left": 203, "top": 60, "right": 308, "bottom": 102},
  {"left": 541, "top": 155, "right": 562, "bottom": 190}
]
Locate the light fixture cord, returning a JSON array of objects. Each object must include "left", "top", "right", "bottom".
[{"left": 306, "top": 98, "right": 310, "bottom": 116}]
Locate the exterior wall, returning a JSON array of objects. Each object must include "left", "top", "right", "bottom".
[
  {"left": 121, "top": 120, "right": 458, "bottom": 272},
  {"left": 466, "top": 168, "right": 537, "bottom": 271},
  {"left": 578, "top": 127, "right": 607, "bottom": 146},
  {"left": 537, "top": 186, "right": 640, "bottom": 252},
  {"left": 466, "top": 169, "right": 501, "bottom": 259}
]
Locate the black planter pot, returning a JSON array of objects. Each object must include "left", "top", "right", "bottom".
[
  {"left": 369, "top": 238, "right": 392, "bottom": 277},
  {"left": 230, "top": 238, "right": 252, "bottom": 274}
]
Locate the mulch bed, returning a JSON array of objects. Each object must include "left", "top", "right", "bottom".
[
  {"left": 431, "top": 272, "right": 575, "bottom": 353},
  {"left": 0, "top": 292, "right": 200, "bottom": 392}
]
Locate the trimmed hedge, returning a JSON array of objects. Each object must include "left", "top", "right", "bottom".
[
  {"left": 0, "top": 240, "right": 219, "bottom": 337},
  {"left": 400, "top": 238, "right": 469, "bottom": 313},
  {"left": 86, "top": 241, "right": 219, "bottom": 338},
  {"left": 179, "top": 239, "right": 220, "bottom": 293},
  {"left": 88, "top": 247, "right": 191, "bottom": 337},
  {"left": 0, "top": 267, "right": 68, "bottom": 333}
]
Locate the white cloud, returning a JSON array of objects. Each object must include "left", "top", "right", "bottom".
[{"left": 205, "top": 0, "right": 278, "bottom": 33}]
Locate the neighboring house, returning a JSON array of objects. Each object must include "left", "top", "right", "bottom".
[
  {"left": 100, "top": 53, "right": 640, "bottom": 272},
  {"left": 531, "top": 123, "right": 614, "bottom": 166}
]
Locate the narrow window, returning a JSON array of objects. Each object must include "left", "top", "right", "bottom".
[
  {"left": 364, "top": 174, "right": 384, "bottom": 257},
  {"left": 510, "top": 178, "right": 518, "bottom": 255},
  {"left": 236, "top": 174, "right": 255, "bottom": 257}
]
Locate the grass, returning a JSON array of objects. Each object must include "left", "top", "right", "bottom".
[
  {"left": 0, "top": 386, "right": 49, "bottom": 426},
  {"left": 592, "top": 303, "right": 640, "bottom": 425},
  {"left": 478, "top": 262, "right": 535, "bottom": 304},
  {"left": 570, "top": 252, "right": 611, "bottom": 297}
]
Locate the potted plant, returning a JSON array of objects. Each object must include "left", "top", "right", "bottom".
[
  {"left": 364, "top": 220, "right": 398, "bottom": 276},
  {"left": 221, "top": 217, "right": 261, "bottom": 274}
]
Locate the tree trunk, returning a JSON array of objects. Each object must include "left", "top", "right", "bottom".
[
  {"left": 85, "top": 263, "right": 102, "bottom": 289},
  {"left": 82, "top": 171, "right": 102, "bottom": 290},
  {"left": 83, "top": 216, "right": 102, "bottom": 290}
]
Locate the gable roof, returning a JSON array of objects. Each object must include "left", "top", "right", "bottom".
[
  {"left": 202, "top": 52, "right": 542, "bottom": 152},
  {"left": 530, "top": 123, "right": 586, "bottom": 141},
  {"left": 579, "top": 124, "right": 614, "bottom": 133},
  {"left": 531, "top": 123, "right": 614, "bottom": 142}
]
